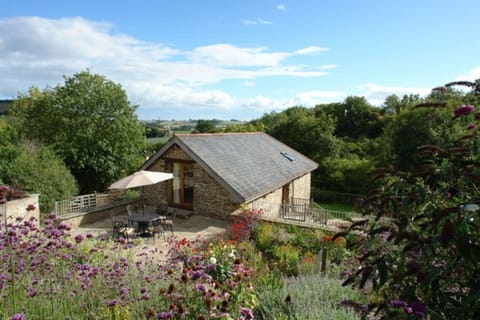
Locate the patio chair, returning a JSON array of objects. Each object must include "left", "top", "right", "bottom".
[
  {"left": 126, "top": 204, "right": 138, "bottom": 228},
  {"left": 112, "top": 220, "right": 137, "bottom": 241},
  {"left": 147, "top": 218, "right": 164, "bottom": 242},
  {"left": 109, "top": 210, "right": 124, "bottom": 232},
  {"left": 157, "top": 201, "right": 169, "bottom": 216},
  {"left": 163, "top": 209, "right": 176, "bottom": 235}
]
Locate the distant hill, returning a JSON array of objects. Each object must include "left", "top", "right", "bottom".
[{"left": 0, "top": 100, "right": 13, "bottom": 115}]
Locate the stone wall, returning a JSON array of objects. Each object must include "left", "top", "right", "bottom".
[
  {"left": 1, "top": 194, "right": 40, "bottom": 225},
  {"left": 143, "top": 158, "right": 170, "bottom": 208},
  {"left": 194, "top": 163, "right": 240, "bottom": 220},
  {"left": 144, "top": 144, "right": 240, "bottom": 220},
  {"left": 163, "top": 144, "right": 193, "bottom": 161},
  {"left": 292, "top": 173, "right": 311, "bottom": 200}
]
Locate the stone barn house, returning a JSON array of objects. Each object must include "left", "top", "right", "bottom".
[{"left": 140, "top": 132, "right": 318, "bottom": 220}]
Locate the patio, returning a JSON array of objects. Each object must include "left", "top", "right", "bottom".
[{"left": 73, "top": 214, "right": 229, "bottom": 242}]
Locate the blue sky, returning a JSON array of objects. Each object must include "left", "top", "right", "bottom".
[{"left": 1, "top": 1, "right": 479, "bottom": 120}]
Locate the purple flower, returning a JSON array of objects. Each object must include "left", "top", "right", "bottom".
[
  {"left": 444, "top": 191, "right": 452, "bottom": 198},
  {"left": 467, "top": 123, "right": 477, "bottom": 130},
  {"left": 108, "top": 299, "right": 118, "bottom": 307},
  {"left": 157, "top": 311, "right": 174, "bottom": 319},
  {"left": 408, "top": 301, "right": 426, "bottom": 317},
  {"left": 239, "top": 307, "right": 255, "bottom": 319},
  {"left": 74, "top": 234, "right": 84, "bottom": 244},
  {"left": 454, "top": 104, "right": 475, "bottom": 117},
  {"left": 58, "top": 222, "right": 71, "bottom": 230},
  {"left": 26, "top": 204, "right": 36, "bottom": 211},
  {"left": 390, "top": 299, "right": 408, "bottom": 308},
  {"left": 27, "top": 286, "right": 37, "bottom": 297},
  {"left": 406, "top": 260, "right": 421, "bottom": 273},
  {"left": 11, "top": 313, "right": 26, "bottom": 320}
]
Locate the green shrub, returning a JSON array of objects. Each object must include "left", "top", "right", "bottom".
[
  {"left": 255, "top": 273, "right": 365, "bottom": 320},
  {"left": 1, "top": 142, "right": 78, "bottom": 213},
  {"left": 289, "top": 226, "right": 324, "bottom": 254},
  {"left": 253, "top": 222, "right": 276, "bottom": 252},
  {"left": 272, "top": 244, "right": 301, "bottom": 276}
]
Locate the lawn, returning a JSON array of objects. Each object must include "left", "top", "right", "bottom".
[{"left": 317, "top": 202, "right": 355, "bottom": 212}]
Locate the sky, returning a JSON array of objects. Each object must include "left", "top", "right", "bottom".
[{"left": 1, "top": 1, "right": 479, "bottom": 121}]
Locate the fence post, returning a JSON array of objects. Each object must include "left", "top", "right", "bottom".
[{"left": 321, "top": 248, "right": 328, "bottom": 274}]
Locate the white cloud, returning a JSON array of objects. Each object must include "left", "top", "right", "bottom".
[
  {"left": 294, "top": 46, "right": 329, "bottom": 55},
  {"left": 241, "top": 18, "right": 272, "bottom": 25},
  {"left": 190, "top": 44, "right": 289, "bottom": 67},
  {"left": 0, "top": 16, "right": 331, "bottom": 118},
  {"left": 295, "top": 90, "right": 346, "bottom": 106},
  {"left": 357, "top": 83, "right": 431, "bottom": 106},
  {"left": 321, "top": 64, "right": 336, "bottom": 70},
  {"left": 276, "top": 4, "right": 287, "bottom": 11},
  {"left": 241, "top": 95, "right": 293, "bottom": 112},
  {"left": 455, "top": 66, "right": 480, "bottom": 81}
]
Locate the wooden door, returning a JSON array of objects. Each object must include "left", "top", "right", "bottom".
[{"left": 171, "top": 162, "right": 194, "bottom": 209}]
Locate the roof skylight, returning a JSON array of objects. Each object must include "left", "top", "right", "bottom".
[{"left": 281, "top": 151, "right": 295, "bottom": 161}]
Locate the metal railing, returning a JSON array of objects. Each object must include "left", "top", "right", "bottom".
[
  {"left": 248, "top": 198, "right": 362, "bottom": 229},
  {"left": 248, "top": 199, "right": 328, "bottom": 227},
  {"left": 54, "top": 193, "right": 111, "bottom": 217}
]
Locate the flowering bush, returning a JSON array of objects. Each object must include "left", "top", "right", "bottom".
[
  {"left": 163, "top": 236, "right": 256, "bottom": 319},
  {"left": 0, "top": 185, "right": 27, "bottom": 202},
  {"left": 0, "top": 207, "right": 257, "bottom": 319},
  {"left": 338, "top": 80, "right": 480, "bottom": 319},
  {"left": 229, "top": 208, "right": 262, "bottom": 241}
]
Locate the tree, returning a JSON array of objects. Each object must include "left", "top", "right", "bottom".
[
  {"left": 382, "top": 94, "right": 423, "bottom": 115},
  {"left": 10, "top": 70, "right": 145, "bottom": 193},
  {"left": 377, "top": 106, "right": 460, "bottom": 171},
  {"left": 223, "top": 120, "right": 265, "bottom": 133},
  {"left": 193, "top": 119, "right": 218, "bottom": 133},
  {"left": 317, "top": 96, "right": 385, "bottom": 139},
  {"left": 262, "top": 106, "right": 340, "bottom": 159},
  {"left": 339, "top": 81, "right": 480, "bottom": 319}
]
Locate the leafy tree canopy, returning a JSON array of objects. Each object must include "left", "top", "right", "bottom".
[
  {"left": 316, "top": 96, "right": 385, "bottom": 139},
  {"left": 193, "top": 119, "right": 218, "bottom": 133},
  {"left": 340, "top": 80, "right": 480, "bottom": 319},
  {"left": 10, "top": 70, "right": 146, "bottom": 193}
]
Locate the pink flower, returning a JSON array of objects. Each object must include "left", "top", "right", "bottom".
[{"left": 454, "top": 105, "right": 475, "bottom": 117}]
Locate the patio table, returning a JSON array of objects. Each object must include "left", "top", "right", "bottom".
[{"left": 128, "top": 212, "right": 166, "bottom": 236}]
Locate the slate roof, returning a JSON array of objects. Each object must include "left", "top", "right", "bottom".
[{"left": 142, "top": 132, "right": 318, "bottom": 203}]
